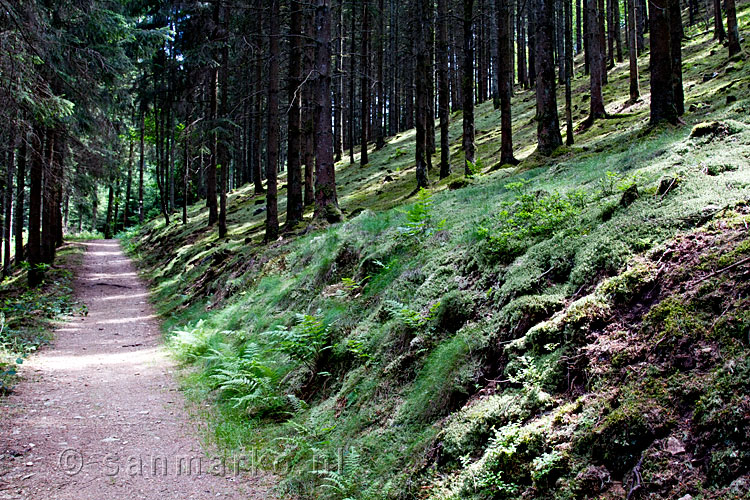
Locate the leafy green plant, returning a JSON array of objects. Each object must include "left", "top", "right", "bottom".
[
  {"left": 313, "top": 447, "right": 364, "bottom": 500},
  {"left": 466, "top": 156, "right": 485, "bottom": 178},
  {"left": 266, "top": 312, "right": 331, "bottom": 371},
  {"left": 477, "top": 188, "right": 578, "bottom": 257},
  {"left": 398, "top": 188, "right": 446, "bottom": 238}
]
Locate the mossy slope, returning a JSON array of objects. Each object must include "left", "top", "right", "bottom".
[{"left": 126, "top": 11, "right": 750, "bottom": 500}]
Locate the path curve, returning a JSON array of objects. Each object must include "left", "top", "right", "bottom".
[{"left": 0, "top": 240, "right": 273, "bottom": 500}]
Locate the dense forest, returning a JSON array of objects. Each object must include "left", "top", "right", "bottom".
[
  {"left": 2, "top": 0, "right": 750, "bottom": 499},
  {"left": 2, "top": 0, "right": 743, "bottom": 282}
]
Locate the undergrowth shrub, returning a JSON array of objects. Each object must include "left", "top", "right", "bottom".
[{"left": 477, "top": 182, "right": 580, "bottom": 260}]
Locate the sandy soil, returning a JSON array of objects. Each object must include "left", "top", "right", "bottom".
[{"left": 0, "top": 240, "right": 274, "bottom": 499}]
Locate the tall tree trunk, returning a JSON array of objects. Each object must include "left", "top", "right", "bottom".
[
  {"left": 124, "top": 139, "right": 133, "bottom": 229},
  {"left": 218, "top": 7, "right": 230, "bottom": 239},
  {"left": 3, "top": 135, "right": 15, "bottom": 276},
  {"left": 628, "top": 0, "right": 640, "bottom": 102},
  {"left": 713, "top": 0, "right": 726, "bottom": 42},
  {"left": 528, "top": 5, "right": 537, "bottom": 84},
  {"left": 253, "top": 6, "right": 265, "bottom": 196},
  {"left": 139, "top": 111, "right": 145, "bottom": 223},
  {"left": 517, "top": 2, "right": 528, "bottom": 88},
  {"left": 334, "top": 0, "right": 344, "bottom": 161},
  {"left": 438, "top": 0, "right": 451, "bottom": 178},
  {"left": 28, "top": 126, "right": 43, "bottom": 286},
  {"left": 498, "top": 0, "right": 519, "bottom": 164},
  {"left": 41, "top": 128, "right": 54, "bottom": 264},
  {"left": 598, "top": 0, "right": 608, "bottom": 83},
  {"left": 587, "top": 0, "right": 606, "bottom": 121},
  {"left": 207, "top": 67, "right": 219, "bottom": 226},
  {"left": 314, "top": 0, "right": 343, "bottom": 223},
  {"left": 726, "top": 0, "right": 741, "bottom": 57},
  {"left": 607, "top": 0, "right": 615, "bottom": 67},
  {"left": 614, "top": 0, "right": 623, "bottom": 62},
  {"left": 104, "top": 181, "right": 114, "bottom": 239},
  {"left": 649, "top": 0, "right": 677, "bottom": 125},
  {"left": 565, "top": 0, "right": 575, "bottom": 145},
  {"left": 669, "top": 0, "right": 684, "bottom": 116},
  {"left": 265, "top": 0, "right": 280, "bottom": 241},
  {"left": 415, "top": 0, "right": 431, "bottom": 189},
  {"left": 462, "top": 0, "right": 476, "bottom": 175},
  {"left": 183, "top": 133, "right": 189, "bottom": 225},
  {"left": 14, "top": 133, "right": 26, "bottom": 263},
  {"left": 535, "top": 0, "right": 564, "bottom": 154},
  {"left": 349, "top": 0, "right": 356, "bottom": 165},
  {"left": 360, "top": 0, "right": 370, "bottom": 166},
  {"left": 286, "top": 0, "right": 304, "bottom": 226},
  {"left": 376, "top": 0, "right": 386, "bottom": 150}
]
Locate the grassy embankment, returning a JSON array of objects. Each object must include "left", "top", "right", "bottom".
[{"left": 126, "top": 11, "right": 750, "bottom": 500}]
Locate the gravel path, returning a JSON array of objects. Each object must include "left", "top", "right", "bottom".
[{"left": 0, "top": 240, "right": 274, "bottom": 500}]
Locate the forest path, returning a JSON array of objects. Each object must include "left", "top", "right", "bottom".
[{"left": 0, "top": 240, "right": 274, "bottom": 500}]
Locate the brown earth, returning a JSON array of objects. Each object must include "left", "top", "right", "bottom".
[{"left": 0, "top": 240, "right": 275, "bottom": 500}]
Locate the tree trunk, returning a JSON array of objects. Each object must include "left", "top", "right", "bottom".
[
  {"left": 218, "top": 8, "right": 230, "bottom": 239},
  {"left": 498, "top": 0, "right": 519, "bottom": 164},
  {"left": 265, "top": 0, "right": 280, "bottom": 241},
  {"left": 438, "top": 0, "right": 451, "bottom": 178},
  {"left": 576, "top": 0, "right": 583, "bottom": 52},
  {"left": 207, "top": 67, "right": 219, "bottom": 226},
  {"left": 3, "top": 135, "right": 16, "bottom": 276},
  {"left": 535, "top": 0, "right": 563, "bottom": 154},
  {"left": 376, "top": 0, "right": 386, "bottom": 150},
  {"left": 614, "top": 0, "right": 623, "bottom": 62},
  {"left": 139, "top": 111, "right": 145, "bottom": 223},
  {"left": 334, "top": 0, "right": 345, "bottom": 161},
  {"left": 415, "top": 0, "right": 431, "bottom": 189},
  {"left": 713, "top": 0, "right": 726, "bottom": 42},
  {"left": 286, "top": 0, "right": 304, "bottom": 226},
  {"left": 669, "top": 0, "right": 684, "bottom": 116},
  {"left": 349, "top": 0, "right": 356, "bottom": 165},
  {"left": 104, "top": 181, "right": 114, "bottom": 239},
  {"left": 360, "top": 0, "right": 370, "bottom": 167},
  {"left": 628, "top": 0, "right": 640, "bottom": 102},
  {"left": 649, "top": 0, "right": 677, "bottom": 125},
  {"left": 124, "top": 140, "right": 133, "bottom": 229},
  {"left": 565, "top": 0, "right": 575, "bottom": 145},
  {"left": 41, "top": 128, "right": 55, "bottom": 264},
  {"left": 28, "top": 126, "right": 43, "bottom": 286},
  {"left": 14, "top": 133, "right": 26, "bottom": 263},
  {"left": 726, "top": 0, "right": 741, "bottom": 57},
  {"left": 463, "top": 0, "right": 476, "bottom": 175},
  {"left": 314, "top": 0, "right": 343, "bottom": 223},
  {"left": 587, "top": 0, "right": 606, "bottom": 121}
]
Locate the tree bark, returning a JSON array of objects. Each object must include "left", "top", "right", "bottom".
[
  {"left": 360, "top": 0, "right": 370, "bottom": 166},
  {"left": 463, "top": 0, "right": 476, "bottom": 175},
  {"left": 415, "top": 0, "right": 431, "bottom": 189},
  {"left": 139, "top": 111, "right": 145, "bottom": 223},
  {"left": 587, "top": 0, "right": 606, "bottom": 121},
  {"left": 265, "top": 0, "right": 280, "bottom": 241},
  {"left": 314, "top": 0, "right": 343, "bottom": 223},
  {"left": 565, "top": 0, "right": 575, "bottom": 145},
  {"left": 437, "top": 0, "right": 451, "bottom": 178},
  {"left": 375, "top": 0, "right": 386, "bottom": 150},
  {"left": 28, "top": 126, "right": 43, "bottom": 286},
  {"left": 535, "top": 0, "right": 563, "bottom": 154},
  {"left": 286, "top": 0, "right": 304, "bottom": 226},
  {"left": 669, "top": 0, "right": 684, "bottom": 116},
  {"left": 14, "top": 133, "right": 26, "bottom": 263},
  {"left": 218, "top": 6, "right": 230, "bottom": 239},
  {"left": 649, "top": 0, "right": 677, "bottom": 125},
  {"left": 628, "top": 0, "right": 640, "bottom": 102},
  {"left": 124, "top": 139, "right": 133, "bottom": 229},
  {"left": 4, "top": 135, "right": 16, "bottom": 276},
  {"left": 498, "top": 0, "right": 519, "bottom": 164},
  {"left": 726, "top": 0, "right": 741, "bottom": 57},
  {"left": 713, "top": 0, "right": 726, "bottom": 42}
]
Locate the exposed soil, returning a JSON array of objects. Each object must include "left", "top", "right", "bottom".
[{"left": 0, "top": 240, "right": 274, "bottom": 500}]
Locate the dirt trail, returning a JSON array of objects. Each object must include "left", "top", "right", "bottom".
[{"left": 0, "top": 240, "right": 274, "bottom": 500}]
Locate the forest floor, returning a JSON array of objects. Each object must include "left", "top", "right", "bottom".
[{"left": 0, "top": 240, "right": 275, "bottom": 499}]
